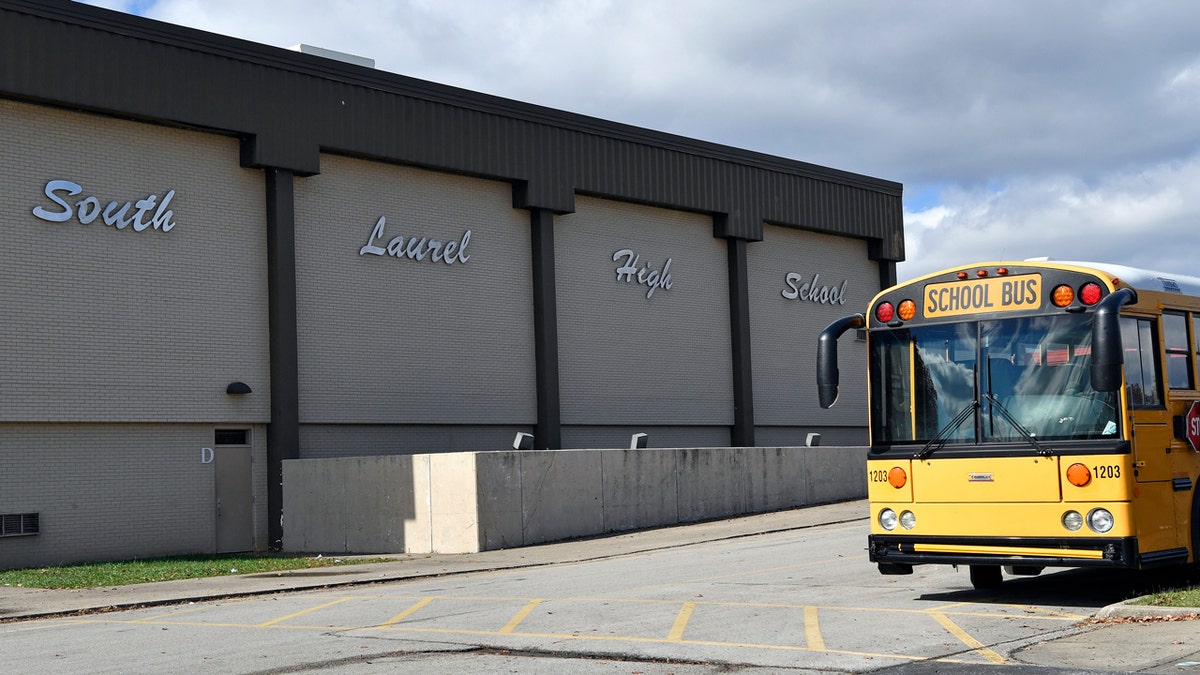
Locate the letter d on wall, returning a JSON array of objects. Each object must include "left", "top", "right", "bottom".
[{"left": 201, "top": 447, "right": 214, "bottom": 464}]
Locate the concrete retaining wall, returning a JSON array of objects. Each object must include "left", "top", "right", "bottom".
[{"left": 282, "top": 446, "right": 867, "bottom": 554}]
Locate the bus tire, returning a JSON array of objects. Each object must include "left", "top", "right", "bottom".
[{"left": 969, "top": 564, "right": 1003, "bottom": 590}]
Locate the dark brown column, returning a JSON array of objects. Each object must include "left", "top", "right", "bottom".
[
  {"left": 265, "top": 167, "right": 300, "bottom": 549},
  {"left": 529, "top": 207, "right": 562, "bottom": 449},
  {"left": 727, "top": 237, "right": 755, "bottom": 446}
]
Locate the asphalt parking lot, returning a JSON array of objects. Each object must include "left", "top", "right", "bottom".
[{"left": 2, "top": 500, "right": 1198, "bottom": 674}]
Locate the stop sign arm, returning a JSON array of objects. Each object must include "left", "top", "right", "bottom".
[{"left": 1175, "top": 400, "right": 1200, "bottom": 452}]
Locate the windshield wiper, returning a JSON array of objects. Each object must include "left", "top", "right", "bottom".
[
  {"left": 914, "top": 399, "right": 978, "bottom": 460},
  {"left": 985, "top": 393, "right": 1051, "bottom": 456}
]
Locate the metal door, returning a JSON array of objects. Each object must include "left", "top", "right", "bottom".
[{"left": 215, "top": 446, "right": 254, "bottom": 553}]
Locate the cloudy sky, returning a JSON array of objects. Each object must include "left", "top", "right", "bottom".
[{"left": 82, "top": 0, "right": 1200, "bottom": 281}]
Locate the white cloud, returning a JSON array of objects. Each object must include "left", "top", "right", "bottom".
[{"left": 899, "top": 155, "right": 1200, "bottom": 281}]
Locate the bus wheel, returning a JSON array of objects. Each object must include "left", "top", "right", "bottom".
[{"left": 969, "top": 565, "right": 1003, "bottom": 590}]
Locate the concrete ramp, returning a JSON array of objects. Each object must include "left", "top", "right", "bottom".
[{"left": 282, "top": 446, "right": 867, "bottom": 554}]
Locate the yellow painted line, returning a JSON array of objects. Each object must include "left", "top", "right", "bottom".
[
  {"left": 258, "top": 598, "right": 351, "bottom": 627},
  {"left": 379, "top": 597, "right": 434, "bottom": 627},
  {"left": 0, "top": 622, "right": 78, "bottom": 635},
  {"left": 927, "top": 602, "right": 971, "bottom": 612},
  {"left": 804, "top": 606, "right": 825, "bottom": 651},
  {"left": 378, "top": 625, "right": 985, "bottom": 663},
  {"left": 667, "top": 602, "right": 696, "bottom": 641},
  {"left": 560, "top": 597, "right": 1082, "bottom": 620},
  {"left": 930, "top": 612, "right": 1006, "bottom": 664},
  {"left": 614, "top": 552, "right": 867, "bottom": 593},
  {"left": 989, "top": 602, "right": 1086, "bottom": 621},
  {"left": 498, "top": 598, "right": 542, "bottom": 634}
]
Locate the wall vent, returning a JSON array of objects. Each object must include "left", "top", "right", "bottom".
[{"left": 0, "top": 513, "right": 39, "bottom": 537}]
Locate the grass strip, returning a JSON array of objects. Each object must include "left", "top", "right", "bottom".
[
  {"left": 1133, "top": 586, "right": 1200, "bottom": 608},
  {"left": 0, "top": 554, "right": 391, "bottom": 590}
]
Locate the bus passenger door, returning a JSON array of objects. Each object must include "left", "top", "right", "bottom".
[
  {"left": 1132, "top": 414, "right": 1174, "bottom": 483},
  {"left": 1130, "top": 416, "right": 1178, "bottom": 553},
  {"left": 1123, "top": 316, "right": 1180, "bottom": 553}
]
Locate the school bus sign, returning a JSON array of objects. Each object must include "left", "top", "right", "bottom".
[
  {"left": 923, "top": 274, "right": 1042, "bottom": 318},
  {"left": 1185, "top": 400, "right": 1200, "bottom": 452}
]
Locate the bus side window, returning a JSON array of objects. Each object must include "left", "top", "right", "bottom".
[
  {"left": 1164, "top": 312, "right": 1193, "bottom": 390},
  {"left": 1120, "top": 317, "right": 1162, "bottom": 407}
]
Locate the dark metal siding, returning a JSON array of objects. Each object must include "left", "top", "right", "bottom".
[{"left": 0, "top": 0, "right": 904, "bottom": 261}]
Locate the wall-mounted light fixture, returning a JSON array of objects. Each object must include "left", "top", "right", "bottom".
[
  {"left": 513, "top": 432, "right": 534, "bottom": 450},
  {"left": 630, "top": 433, "right": 648, "bottom": 449},
  {"left": 226, "top": 381, "right": 252, "bottom": 395}
]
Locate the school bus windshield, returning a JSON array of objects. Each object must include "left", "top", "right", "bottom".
[{"left": 869, "top": 314, "right": 1121, "bottom": 445}]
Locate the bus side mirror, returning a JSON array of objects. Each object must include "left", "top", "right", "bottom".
[
  {"left": 817, "top": 314, "right": 865, "bottom": 409},
  {"left": 1090, "top": 288, "right": 1137, "bottom": 392}
]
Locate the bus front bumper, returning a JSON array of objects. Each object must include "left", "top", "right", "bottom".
[{"left": 868, "top": 534, "right": 1141, "bottom": 569}]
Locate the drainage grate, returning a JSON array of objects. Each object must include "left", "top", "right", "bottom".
[{"left": 0, "top": 513, "right": 39, "bottom": 537}]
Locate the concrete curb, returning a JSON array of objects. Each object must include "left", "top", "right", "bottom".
[{"left": 1094, "top": 600, "right": 1200, "bottom": 621}]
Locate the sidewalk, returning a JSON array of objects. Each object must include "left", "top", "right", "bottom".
[{"left": 0, "top": 499, "right": 868, "bottom": 622}]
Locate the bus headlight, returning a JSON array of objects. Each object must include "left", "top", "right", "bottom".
[
  {"left": 879, "top": 508, "right": 898, "bottom": 531},
  {"left": 1087, "top": 508, "right": 1115, "bottom": 534},
  {"left": 899, "top": 511, "right": 916, "bottom": 530},
  {"left": 1062, "top": 511, "right": 1083, "bottom": 531}
]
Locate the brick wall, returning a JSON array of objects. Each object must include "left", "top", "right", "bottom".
[
  {"left": 747, "top": 224, "right": 876, "bottom": 439},
  {"left": 0, "top": 100, "right": 271, "bottom": 568},
  {"left": 0, "top": 100, "right": 270, "bottom": 423},
  {"left": 556, "top": 196, "right": 733, "bottom": 448},
  {"left": 0, "top": 423, "right": 268, "bottom": 569},
  {"left": 292, "top": 154, "right": 536, "bottom": 455}
]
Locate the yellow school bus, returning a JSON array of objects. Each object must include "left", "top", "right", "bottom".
[{"left": 817, "top": 260, "right": 1200, "bottom": 589}]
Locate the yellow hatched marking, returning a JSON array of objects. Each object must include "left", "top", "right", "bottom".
[
  {"left": 668, "top": 602, "right": 696, "bottom": 641},
  {"left": 499, "top": 599, "right": 542, "bottom": 634},
  {"left": 379, "top": 597, "right": 434, "bottom": 627},
  {"left": 804, "top": 606, "right": 825, "bottom": 651},
  {"left": 60, "top": 616, "right": 984, "bottom": 664},
  {"left": 930, "top": 612, "right": 1006, "bottom": 664},
  {"left": 369, "top": 625, "right": 976, "bottom": 663},
  {"left": 258, "top": 598, "right": 351, "bottom": 627}
]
